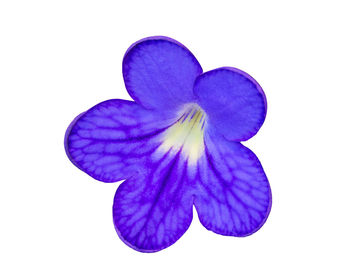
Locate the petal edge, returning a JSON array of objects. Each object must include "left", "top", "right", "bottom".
[
  {"left": 65, "top": 99, "right": 176, "bottom": 182},
  {"left": 194, "top": 132, "right": 272, "bottom": 236},
  {"left": 194, "top": 67, "right": 267, "bottom": 141},
  {"left": 113, "top": 152, "right": 194, "bottom": 252},
  {"left": 123, "top": 36, "right": 203, "bottom": 110}
]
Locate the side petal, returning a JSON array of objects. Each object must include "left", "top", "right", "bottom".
[
  {"left": 65, "top": 99, "right": 176, "bottom": 182},
  {"left": 194, "top": 67, "right": 267, "bottom": 141},
  {"left": 194, "top": 132, "right": 271, "bottom": 236},
  {"left": 123, "top": 36, "right": 203, "bottom": 110},
  {"left": 113, "top": 152, "right": 193, "bottom": 252}
]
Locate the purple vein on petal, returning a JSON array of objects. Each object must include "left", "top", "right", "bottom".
[
  {"left": 193, "top": 132, "right": 271, "bottom": 237},
  {"left": 113, "top": 148, "right": 194, "bottom": 252}
]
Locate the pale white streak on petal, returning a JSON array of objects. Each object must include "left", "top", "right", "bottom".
[{"left": 156, "top": 104, "right": 206, "bottom": 165}]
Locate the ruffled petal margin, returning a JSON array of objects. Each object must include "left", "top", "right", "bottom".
[
  {"left": 194, "top": 67, "right": 267, "bottom": 141},
  {"left": 123, "top": 36, "right": 202, "bottom": 110},
  {"left": 64, "top": 99, "right": 177, "bottom": 182},
  {"left": 194, "top": 131, "right": 271, "bottom": 236}
]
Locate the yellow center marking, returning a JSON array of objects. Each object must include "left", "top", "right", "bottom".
[{"left": 159, "top": 104, "right": 206, "bottom": 165}]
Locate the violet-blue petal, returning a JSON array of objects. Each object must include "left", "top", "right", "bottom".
[
  {"left": 113, "top": 152, "right": 193, "bottom": 252},
  {"left": 123, "top": 36, "right": 202, "bottom": 110},
  {"left": 194, "top": 132, "right": 271, "bottom": 236},
  {"left": 193, "top": 67, "right": 267, "bottom": 141},
  {"left": 65, "top": 99, "right": 177, "bottom": 182}
]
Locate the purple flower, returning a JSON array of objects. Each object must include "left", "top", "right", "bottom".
[{"left": 65, "top": 36, "right": 272, "bottom": 252}]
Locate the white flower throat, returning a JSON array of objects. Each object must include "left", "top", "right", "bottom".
[{"left": 159, "top": 104, "right": 206, "bottom": 165}]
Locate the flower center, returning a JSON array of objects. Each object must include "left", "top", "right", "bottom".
[{"left": 159, "top": 104, "right": 206, "bottom": 165}]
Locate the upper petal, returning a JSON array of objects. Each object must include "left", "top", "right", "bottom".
[
  {"left": 123, "top": 36, "right": 203, "bottom": 110},
  {"left": 65, "top": 99, "right": 177, "bottom": 182},
  {"left": 193, "top": 67, "right": 267, "bottom": 141},
  {"left": 194, "top": 131, "right": 271, "bottom": 236}
]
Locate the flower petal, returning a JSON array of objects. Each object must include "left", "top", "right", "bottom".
[
  {"left": 194, "top": 132, "right": 271, "bottom": 236},
  {"left": 113, "top": 152, "right": 193, "bottom": 252},
  {"left": 194, "top": 67, "right": 267, "bottom": 141},
  {"left": 123, "top": 36, "right": 203, "bottom": 110},
  {"left": 65, "top": 99, "right": 177, "bottom": 182}
]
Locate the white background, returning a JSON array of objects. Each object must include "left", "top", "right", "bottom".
[{"left": 1, "top": 0, "right": 349, "bottom": 278}]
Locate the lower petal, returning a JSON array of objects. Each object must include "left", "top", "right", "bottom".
[
  {"left": 65, "top": 99, "right": 177, "bottom": 182},
  {"left": 194, "top": 132, "right": 271, "bottom": 236},
  {"left": 113, "top": 152, "right": 193, "bottom": 252}
]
